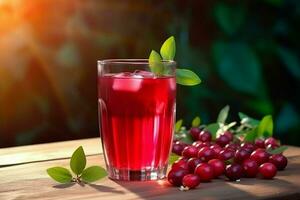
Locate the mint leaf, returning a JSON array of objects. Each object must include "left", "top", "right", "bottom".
[
  {"left": 217, "top": 105, "right": 230, "bottom": 124},
  {"left": 239, "top": 112, "right": 260, "bottom": 127},
  {"left": 81, "top": 166, "right": 107, "bottom": 183},
  {"left": 176, "top": 68, "right": 201, "bottom": 86},
  {"left": 192, "top": 116, "right": 201, "bottom": 127},
  {"left": 204, "top": 123, "right": 220, "bottom": 140},
  {"left": 267, "top": 146, "right": 288, "bottom": 155},
  {"left": 257, "top": 115, "right": 273, "bottom": 138},
  {"left": 169, "top": 153, "right": 180, "bottom": 165},
  {"left": 70, "top": 146, "right": 86, "bottom": 175},
  {"left": 47, "top": 167, "right": 72, "bottom": 183},
  {"left": 179, "top": 132, "right": 194, "bottom": 144},
  {"left": 149, "top": 50, "right": 164, "bottom": 75},
  {"left": 175, "top": 119, "right": 183, "bottom": 133},
  {"left": 243, "top": 128, "right": 258, "bottom": 142},
  {"left": 160, "top": 36, "right": 176, "bottom": 60}
]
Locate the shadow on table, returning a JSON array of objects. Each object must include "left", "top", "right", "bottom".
[{"left": 53, "top": 182, "right": 125, "bottom": 194}]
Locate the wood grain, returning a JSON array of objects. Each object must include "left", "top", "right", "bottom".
[
  {"left": 0, "top": 138, "right": 300, "bottom": 200},
  {"left": 0, "top": 138, "right": 102, "bottom": 167}
]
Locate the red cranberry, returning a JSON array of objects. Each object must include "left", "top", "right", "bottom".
[
  {"left": 269, "top": 154, "right": 288, "bottom": 170},
  {"left": 218, "top": 149, "right": 235, "bottom": 161},
  {"left": 194, "top": 163, "right": 214, "bottom": 182},
  {"left": 225, "top": 143, "right": 239, "bottom": 151},
  {"left": 198, "top": 130, "right": 212, "bottom": 142},
  {"left": 225, "top": 163, "right": 244, "bottom": 181},
  {"left": 172, "top": 143, "right": 185, "bottom": 155},
  {"left": 222, "top": 131, "right": 233, "bottom": 141},
  {"left": 250, "top": 149, "right": 269, "bottom": 165},
  {"left": 182, "top": 146, "right": 199, "bottom": 158},
  {"left": 235, "top": 149, "right": 251, "bottom": 163},
  {"left": 189, "top": 127, "right": 202, "bottom": 140},
  {"left": 216, "top": 134, "right": 230, "bottom": 147},
  {"left": 198, "top": 147, "right": 216, "bottom": 162},
  {"left": 266, "top": 143, "right": 280, "bottom": 150},
  {"left": 167, "top": 168, "right": 189, "bottom": 186},
  {"left": 242, "top": 159, "right": 258, "bottom": 178},
  {"left": 259, "top": 163, "right": 277, "bottom": 179},
  {"left": 255, "top": 139, "right": 265, "bottom": 148},
  {"left": 264, "top": 137, "right": 278, "bottom": 147},
  {"left": 182, "top": 174, "right": 201, "bottom": 189},
  {"left": 210, "top": 144, "right": 222, "bottom": 154},
  {"left": 187, "top": 158, "right": 202, "bottom": 173},
  {"left": 172, "top": 158, "right": 189, "bottom": 171},
  {"left": 192, "top": 141, "right": 210, "bottom": 149},
  {"left": 208, "top": 159, "right": 225, "bottom": 178},
  {"left": 240, "top": 142, "right": 256, "bottom": 153}
]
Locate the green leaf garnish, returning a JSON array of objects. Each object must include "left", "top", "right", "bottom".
[
  {"left": 81, "top": 166, "right": 107, "bottom": 183},
  {"left": 149, "top": 50, "right": 164, "bottom": 75},
  {"left": 176, "top": 69, "right": 201, "bottom": 86},
  {"left": 70, "top": 146, "right": 86, "bottom": 175},
  {"left": 160, "top": 36, "right": 176, "bottom": 60},
  {"left": 192, "top": 116, "right": 201, "bottom": 127},
  {"left": 175, "top": 119, "right": 183, "bottom": 133},
  {"left": 169, "top": 153, "right": 180, "bottom": 165},
  {"left": 239, "top": 112, "right": 260, "bottom": 127},
  {"left": 257, "top": 115, "right": 273, "bottom": 138},
  {"left": 47, "top": 167, "right": 72, "bottom": 184},
  {"left": 267, "top": 146, "right": 288, "bottom": 155},
  {"left": 217, "top": 105, "right": 230, "bottom": 124}
]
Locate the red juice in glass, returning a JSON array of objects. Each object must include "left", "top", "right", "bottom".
[{"left": 98, "top": 59, "right": 176, "bottom": 181}]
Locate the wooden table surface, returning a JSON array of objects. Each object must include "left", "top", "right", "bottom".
[{"left": 1, "top": 138, "right": 300, "bottom": 200}]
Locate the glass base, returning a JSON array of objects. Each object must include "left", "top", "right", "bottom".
[{"left": 107, "top": 165, "right": 168, "bottom": 181}]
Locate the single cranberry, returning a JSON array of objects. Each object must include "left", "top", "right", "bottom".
[
  {"left": 242, "top": 159, "right": 258, "bottom": 178},
  {"left": 194, "top": 163, "right": 214, "bottom": 182},
  {"left": 255, "top": 139, "right": 265, "bottom": 148},
  {"left": 198, "top": 130, "right": 212, "bottom": 142},
  {"left": 266, "top": 143, "right": 280, "bottom": 150},
  {"left": 225, "top": 163, "right": 244, "bottom": 181},
  {"left": 210, "top": 144, "right": 222, "bottom": 154},
  {"left": 182, "top": 174, "right": 201, "bottom": 189},
  {"left": 216, "top": 135, "right": 231, "bottom": 147},
  {"left": 182, "top": 146, "right": 199, "bottom": 158},
  {"left": 172, "top": 158, "right": 189, "bottom": 171},
  {"left": 189, "top": 127, "right": 202, "bottom": 140},
  {"left": 235, "top": 149, "right": 251, "bottom": 163},
  {"left": 240, "top": 142, "right": 256, "bottom": 153},
  {"left": 218, "top": 149, "right": 235, "bottom": 161},
  {"left": 259, "top": 163, "right": 277, "bottom": 179},
  {"left": 172, "top": 143, "right": 185, "bottom": 155},
  {"left": 198, "top": 147, "right": 216, "bottom": 162},
  {"left": 187, "top": 158, "right": 202, "bottom": 173},
  {"left": 225, "top": 143, "right": 239, "bottom": 151},
  {"left": 208, "top": 159, "right": 225, "bottom": 178},
  {"left": 192, "top": 141, "right": 210, "bottom": 149},
  {"left": 264, "top": 137, "right": 278, "bottom": 147},
  {"left": 250, "top": 149, "right": 269, "bottom": 165},
  {"left": 222, "top": 131, "right": 234, "bottom": 141},
  {"left": 269, "top": 154, "right": 288, "bottom": 170},
  {"left": 167, "top": 168, "right": 189, "bottom": 186}
]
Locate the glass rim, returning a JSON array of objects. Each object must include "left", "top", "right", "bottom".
[{"left": 98, "top": 59, "right": 176, "bottom": 65}]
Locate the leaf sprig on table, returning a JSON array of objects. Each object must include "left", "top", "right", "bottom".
[{"left": 47, "top": 146, "right": 107, "bottom": 184}]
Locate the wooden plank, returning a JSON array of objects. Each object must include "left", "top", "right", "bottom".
[
  {"left": 0, "top": 152, "right": 300, "bottom": 200},
  {"left": 0, "top": 138, "right": 102, "bottom": 167}
]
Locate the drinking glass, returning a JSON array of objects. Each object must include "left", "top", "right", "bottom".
[{"left": 97, "top": 59, "right": 176, "bottom": 181}]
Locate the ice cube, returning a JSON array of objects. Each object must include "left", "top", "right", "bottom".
[
  {"left": 112, "top": 73, "right": 142, "bottom": 92},
  {"left": 133, "top": 70, "right": 155, "bottom": 78}
]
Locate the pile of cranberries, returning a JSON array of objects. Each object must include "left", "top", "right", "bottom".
[{"left": 169, "top": 129, "right": 288, "bottom": 190}]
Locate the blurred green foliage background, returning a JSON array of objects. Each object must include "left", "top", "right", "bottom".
[{"left": 0, "top": 0, "right": 299, "bottom": 147}]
